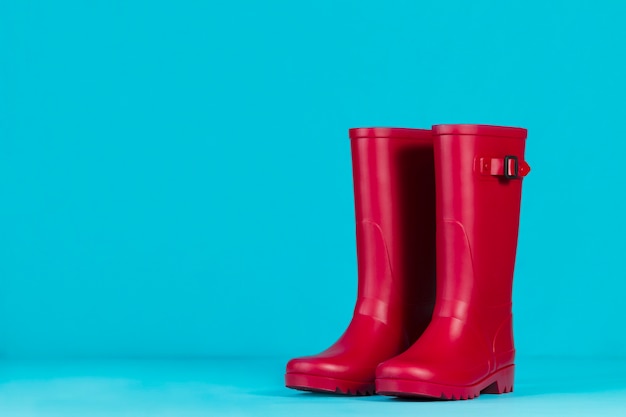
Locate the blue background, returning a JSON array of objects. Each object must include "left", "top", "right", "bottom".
[{"left": 1, "top": 0, "right": 625, "bottom": 361}]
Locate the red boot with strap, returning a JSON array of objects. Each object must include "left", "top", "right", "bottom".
[{"left": 376, "top": 124, "right": 531, "bottom": 400}]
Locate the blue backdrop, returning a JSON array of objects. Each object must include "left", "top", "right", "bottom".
[{"left": 1, "top": 0, "right": 624, "bottom": 359}]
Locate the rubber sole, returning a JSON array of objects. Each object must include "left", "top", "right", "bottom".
[
  {"left": 376, "top": 365, "right": 515, "bottom": 400},
  {"left": 285, "top": 373, "right": 376, "bottom": 396}
]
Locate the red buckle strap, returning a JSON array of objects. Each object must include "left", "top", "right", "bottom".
[{"left": 478, "top": 155, "right": 531, "bottom": 179}]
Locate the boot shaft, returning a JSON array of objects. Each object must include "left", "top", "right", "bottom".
[
  {"left": 349, "top": 128, "right": 436, "bottom": 341},
  {"left": 432, "top": 124, "right": 529, "bottom": 310}
]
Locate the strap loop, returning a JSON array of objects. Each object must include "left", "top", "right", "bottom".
[{"left": 478, "top": 156, "right": 531, "bottom": 179}]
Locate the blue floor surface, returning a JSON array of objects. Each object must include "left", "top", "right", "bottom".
[{"left": 1, "top": 357, "right": 625, "bottom": 416}]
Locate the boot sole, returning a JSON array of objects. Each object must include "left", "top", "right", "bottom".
[
  {"left": 376, "top": 364, "right": 514, "bottom": 400},
  {"left": 285, "top": 373, "right": 375, "bottom": 395}
]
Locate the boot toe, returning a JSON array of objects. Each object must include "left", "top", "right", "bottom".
[
  {"left": 376, "top": 352, "right": 491, "bottom": 387},
  {"left": 286, "top": 356, "right": 350, "bottom": 378},
  {"left": 376, "top": 359, "right": 435, "bottom": 381}
]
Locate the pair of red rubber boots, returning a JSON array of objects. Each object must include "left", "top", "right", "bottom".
[{"left": 285, "top": 124, "right": 530, "bottom": 400}]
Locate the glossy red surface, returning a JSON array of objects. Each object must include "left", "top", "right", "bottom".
[
  {"left": 285, "top": 128, "right": 436, "bottom": 395},
  {"left": 376, "top": 124, "right": 530, "bottom": 400}
]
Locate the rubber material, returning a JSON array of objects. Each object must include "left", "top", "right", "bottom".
[
  {"left": 349, "top": 127, "right": 437, "bottom": 140},
  {"left": 376, "top": 365, "right": 515, "bottom": 400},
  {"left": 285, "top": 373, "right": 375, "bottom": 396},
  {"left": 285, "top": 127, "right": 436, "bottom": 395},
  {"left": 376, "top": 124, "right": 529, "bottom": 400},
  {"left": 432, "top": 124, "right": 527, "bottom": 138}
]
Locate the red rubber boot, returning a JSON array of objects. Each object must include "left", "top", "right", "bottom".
[
  {"left": 376, "top": 124, "right": 531, "bottom": 400},
  {"left": 285, "top": 128, "right": 437, "bottom": 395}
]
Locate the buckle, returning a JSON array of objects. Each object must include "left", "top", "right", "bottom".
[{"left": 503, "top": 155, "right": 519, "bottom": 179}]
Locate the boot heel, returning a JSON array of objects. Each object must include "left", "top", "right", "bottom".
[{"left": 481, "top": 365, "right": 515, "bottom": 394}]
